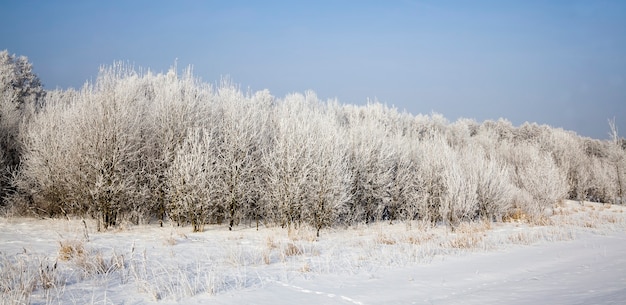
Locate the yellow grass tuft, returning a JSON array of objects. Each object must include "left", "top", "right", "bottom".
[
  {"left": 58, "top": 240, "right": 85, "bottom": 261},
  {"left": 503, "top": 208, "right": 527, "bottom": 223}
]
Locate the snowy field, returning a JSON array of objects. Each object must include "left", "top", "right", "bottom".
[{"left": 1, "top": 200, "right": 625, "bottom": 305}]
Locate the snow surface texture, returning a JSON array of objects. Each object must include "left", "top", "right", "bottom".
[{"left": 1, "top": 200, "right": 625, "bottom": 305}]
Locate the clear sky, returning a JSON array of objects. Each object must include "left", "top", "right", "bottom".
[{"left": 1, "top": 0, "right": 625, "bottom": 139}]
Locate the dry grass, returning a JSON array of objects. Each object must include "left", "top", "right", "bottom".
[
  {"left": 262, "top": 250, "right": 272, "bottom": 265},
  {"left": 266, "top": 236, "right": 278, "bottom": 249},
  {"left": 554, "top": 207, "right": 572, "bottom": 216},
  {"left": 58, "top": 240, "right": 86, "bottom": 261},
  {"left": 262, "top": 236, "right": 278, "bottom": 265},
  {"left": 376, "top": 233, "right": 397, "bottom": 245},
  {"left": 405, "top": 232, "right": 435, "bottom": 245},
  {"left": 2, "top": 203, "right": 625, "bottom": 304},
  {"left": 58, "top": 239, "right": 125, "bottom": 277},
  {"left": 287, "top": 226, "right": 318, "bottom": 242},
  {"left": 74, "top": 249, "right": 126, "bottom": 277},
  {"left": 503, "top": 208, "right": 528, "bottom": 223},
  {"left": 283, "top": 242, "right": 303, "bottom": 257},
  {"left": 507, "top": 231, "right": 541, "bottom": 245},
  {"left": 299, "top": 263, "right": 311, "bottom": 273},
  {"left": 163, "top": 232, "right": 178, "bottom": 246},
  {"left": 603, "top": 214, "right": 620, "bottom": 224},
  {"left": 529, "top": 215, "right": 553, "bottom": 226},
  {"left": 0, "top": 253, "right": 62, "bottom": 300},
  {"left": 456, "top": 220, "right": 492, "bottom": 234},
  {"left": 583, "top": 221, "right": 596, "bottom": 228},
  {"left": 447, "top": 233, "right": 484, "bottom": 249},
  {"left": 164, "top": 236, "right": 177, "bottom": 246}
]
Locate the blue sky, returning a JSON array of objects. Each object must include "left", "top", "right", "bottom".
[{"left": 1, "top": 0, "right": 625, "bottom": 139}]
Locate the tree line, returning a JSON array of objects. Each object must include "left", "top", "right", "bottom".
[{"left": 1, "top": 50, "right": 625, "bottom": 234}]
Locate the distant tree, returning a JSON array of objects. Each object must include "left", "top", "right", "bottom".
[
  {"left": 301, "top": 98, "right": 352, "bottom": 236},
  {"left": 142, "top": 66, "right": 211, "bottom": 226},
  {"left": 420, "top": 135, "right": 480, "bottom": 228},
  {"left": 343, "top": 104, "right": 395, "bottom": 224},
  {"left": 166, "top": 128, "right": 219, "bottom": 232},
  {"left": 262, "top": 96, "right": 313, "bottom": 228},
  {"left": 608, "top": 119, "right": 625, "bottom": 204},
  {"left": 14, "top": 89, "right": 82, "bottom": 216},
  {"left": 210, "top": 83, "right": 271, "bottom": 230},
  {"left": 0, "top": 50, "right": 45, "bottom": 204},
  {"left": 0, "top": 50, "right": 45, "bottom": 111},
  {"left": 481, "top": 119, "right": 515, "bottom": 142},
  {"left": 17, "top": 63, "right": 152, "bottom": 229},
  {"left": 9, "top": 54, "right": 625, "bottom": 231},
  {"left": 467, "top": 143, "right": 514, "bottom": 221},
  {"left": 384, "top": 138, "right": 416, "bottom": 224},
  {"left": 498, "top": 141, "right": 568, "bottom": 219}
]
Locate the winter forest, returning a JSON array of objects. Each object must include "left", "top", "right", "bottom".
[{"left": 1, "top": 50, "right": 625, "bottom": 235}]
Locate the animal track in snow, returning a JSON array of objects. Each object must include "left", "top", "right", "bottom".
[{"left": 272, "top": 280, "right": 364, "bottom": 305}]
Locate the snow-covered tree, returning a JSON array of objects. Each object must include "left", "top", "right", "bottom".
[
  {"left": 17, "top": 63, "right": 152, "bottom": 229},
  {"left": 301, "top": 98, "right": 352, "bottom": 236},
  {"left": 210, "top": 83, "right": 272, "bottom": 230},
  {"left": 0, "top": 50, "right": 45, "bottom": 203},
  {"left": 142, "top": 66, "right": 212, "bottom": 225},
  {"left": 8, "top": 54, "right": 625, "bottom": 232},
  {"left": 166, "top": 128, "right": 219, "bottom": 232},
  {"left": 466, "top": 143, "right": 514, "bottom": 221},
  {"left": 0, "top": 50, "right": 44, "bottom": 119},
  {"left": 608, "top": 119, "right": 625, "bottom": 204},
  {"left": 343, "top": 104, "right": 395, "bottom": 224},
  {"left": 498, "top": 141, "right": 568, "bottom": 219}
]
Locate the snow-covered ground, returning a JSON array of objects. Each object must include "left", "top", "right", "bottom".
[
  {"left": 1, "top": 200, "right": 625, "bottom": 305},
  {"left": 211, "top": 231, "right": 626, "bottom": 305}
]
